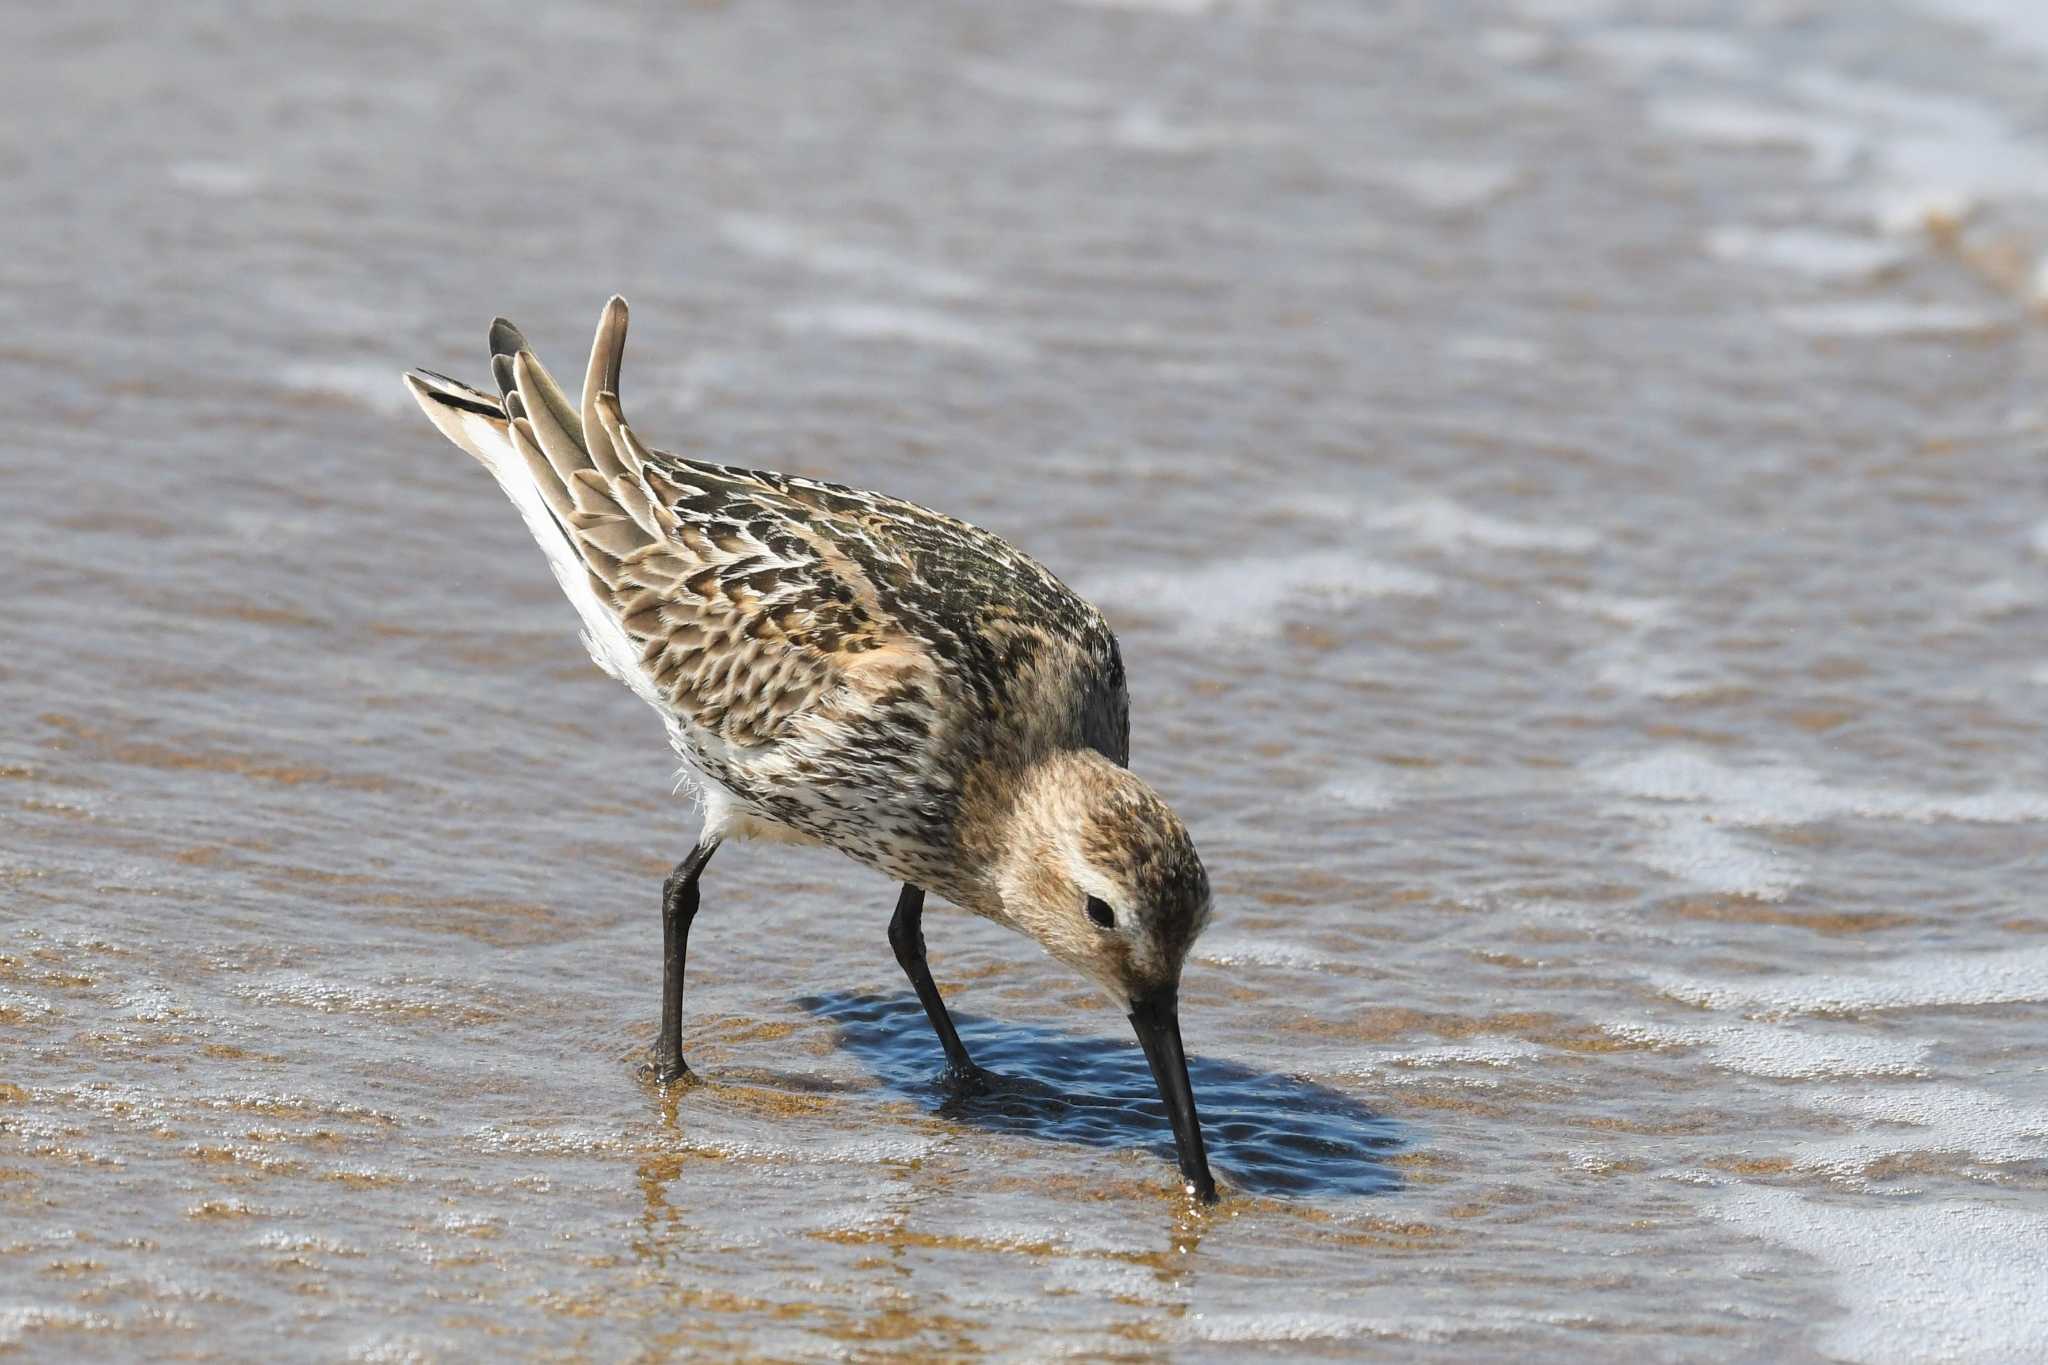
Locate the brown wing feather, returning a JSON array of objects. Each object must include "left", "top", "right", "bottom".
[
  {"left": 609, "top": 437, "right": 1126, "bottom": 767},
  {"left": 462, "top": 304, "right": 906, "bottom": 749},
  {"left": 432, "top": 297, "right": 1117, "bottom": 766},
  {"left": 608, "top": 503, "right": 909, "bottom": 745}
]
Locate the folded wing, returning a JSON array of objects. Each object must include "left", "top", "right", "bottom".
[{"left": 404, "top": 299, "right": 936, "bottom": 749}]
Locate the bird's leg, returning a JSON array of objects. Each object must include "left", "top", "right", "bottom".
[
  {"left": 887, "top": 884, "right": 989, "bottom": 1091},
  {"left": 642, "top": 839, "right": 720, "bottom": 1085}
]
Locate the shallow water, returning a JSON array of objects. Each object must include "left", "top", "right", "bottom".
[
  {"left": 804, "top": 993, "right": 1403, "bottom": 1199},
  {"left": 5, "top": 0, "right": 2048, "bottom": 1359}
]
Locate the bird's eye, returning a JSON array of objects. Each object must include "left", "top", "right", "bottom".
[{"left": 1085, "top": 896, "right": 1116, "bottom": 929}]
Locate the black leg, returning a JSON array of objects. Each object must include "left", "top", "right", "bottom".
[
  {"left": 888, "top": 884, "right": 988, "bottom": 1089},
  {"left": 644, "top": 839, "right": 719, "bottom": 1085}
]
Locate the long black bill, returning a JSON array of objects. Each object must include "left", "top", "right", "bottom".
[{"left": 1128, "top": 988, "right": 1218, "bottom": 1203}]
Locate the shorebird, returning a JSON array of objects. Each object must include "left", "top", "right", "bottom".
[{"left": 403, "top": 298, "right": 1218, "bottom": 1201}]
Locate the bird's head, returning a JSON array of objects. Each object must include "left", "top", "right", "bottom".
[{"left": 987, "top": 749, "right": 1218, "bottom": 1200}]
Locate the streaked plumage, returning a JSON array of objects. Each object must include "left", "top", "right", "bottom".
[{"left": 404, "top": 297, "right": 1218, "bottom": 1200}]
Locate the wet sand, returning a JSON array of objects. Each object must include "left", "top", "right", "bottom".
[{"left": 5, "top": 0, "right": 2048, "bottom": 1359}]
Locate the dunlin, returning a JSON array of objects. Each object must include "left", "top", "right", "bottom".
[{"left": 404, "top": 298, "right": 1218, "bottom": 1200}]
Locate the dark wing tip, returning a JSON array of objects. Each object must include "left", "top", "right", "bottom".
[
  {"left": 405, "top": 368, "right": 506, "bottom": 419},
  {"left": 489, "top": 317, "right": 527, "bottom": 360}
]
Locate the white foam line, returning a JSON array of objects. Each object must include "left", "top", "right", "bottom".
[
  {"left": 1106, "top": 106, "right": 1255, "bottom": 154},
  {"left": 1175, "top": 1307, "right": 1600, "bottom": 1345},
  {"left": 167, "top": 161, "right": 258, "bottom": 196},
  {"left": 775, "top": 304, "right": 1032, "bottom": 359},
  {"left": 1550, "top": 591, "right": 1673, "bottom": 628},
  {"left": 949, "top": 1216, "right": 1150, "bottom": 1257},
  {"left": 1086, "top": 550, "right": 1440, "bottom": 644},
  {"left": 1775, "top": 301, "right": 2006, "bottom": 339},
  {"left": 1360, "top": 496, "right": 1599, "bottom": 554},
  {"left": 1646, "top": 97, "right": 1862, "bottom": 175},
  {"left": 116, "top": 984, "right": 184, "bottom": 1022},
  {"left": 1043, "top": 1259, "right": 1169, "bottom": 1300},
  {"left": 1789, "top": 66, "right": 2048, "bottom": 232},
  {"left": 1629, "top": 818, "right": 1801, "bottom": 901},
  {"left": 1338, "top": 1041, "right": 1545, "bottom": 1076},
  {"left": 0, "top": 987, "right": 55, "bottom": 1018},
  {"left": 1643, "top": 59, "right": 2048, "bottom": 253},
  {"left": 1966, "top": 578, "right": 2038, "bottom": 619},
  {"left": 1589, "top": 748, "right": 2048, "bottom": 827},
  {"left": 1601, "top": 1017, "right": 1931, "bottom": 1079},
  {"left": 237, "top": 970, "right": 483, "bottom": 1017},
  {"left": 1350, "top": 160, "right": 1523, "bottom": 213},
  {"left": 1654, "top": 945, "right": 2048, "bottom": 1016},
  {"left": 695, "top": 1134, "right": 945, "bottom": 1164},
  {"left": 1702, "top": 1185, "right": 2048, "bottom": 1362},
  {"left": 1587, "top": 641, "right": 1740, "bottom": 703},
  {"left": 1706, "top": 225, "right": 1910, "bottom": 281},
  {"left": 1445, "top": 333, "right": 1545, "bottom": 366},
  {"left": 1192, "top": 939, "right": 1331, "bottom": 969},
  {"left": 278, "top": 361, "right": 419, "bottom": 417},
  {"left": 1319, "top": 774, "right": 1398, "bottom": 812},
  {"left": 467, "top": 1125, "right": 625, "bottom": 1155},
  {"left": 1792, "top": 1085, "right": 2048, "bottom": 1175},
  {"left": 0, "top": 1308, "right": 118, "bottom": 1346}
]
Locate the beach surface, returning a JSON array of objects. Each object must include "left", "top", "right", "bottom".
[{"left": 4, "top": 1, "right": 2048, "bottom": 1358}]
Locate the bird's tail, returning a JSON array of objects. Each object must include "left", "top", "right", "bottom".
[
  {"left": 401, "top": 296, "right": 690, "bottom": 701},
  {"left": 403, "top": 295, "right": 684, "bottom": 573}
]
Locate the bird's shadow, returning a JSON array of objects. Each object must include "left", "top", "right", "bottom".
[{"left": 798, "top": 991, "right": 1406, "bottom": 1198}]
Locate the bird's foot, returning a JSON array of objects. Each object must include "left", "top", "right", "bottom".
[
  {"left": 940, "top": 1062, "right": 995, "bottom": 1097},
  {"left": 637, "top": 1055, "right": 697, "bottom": 1087}
]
